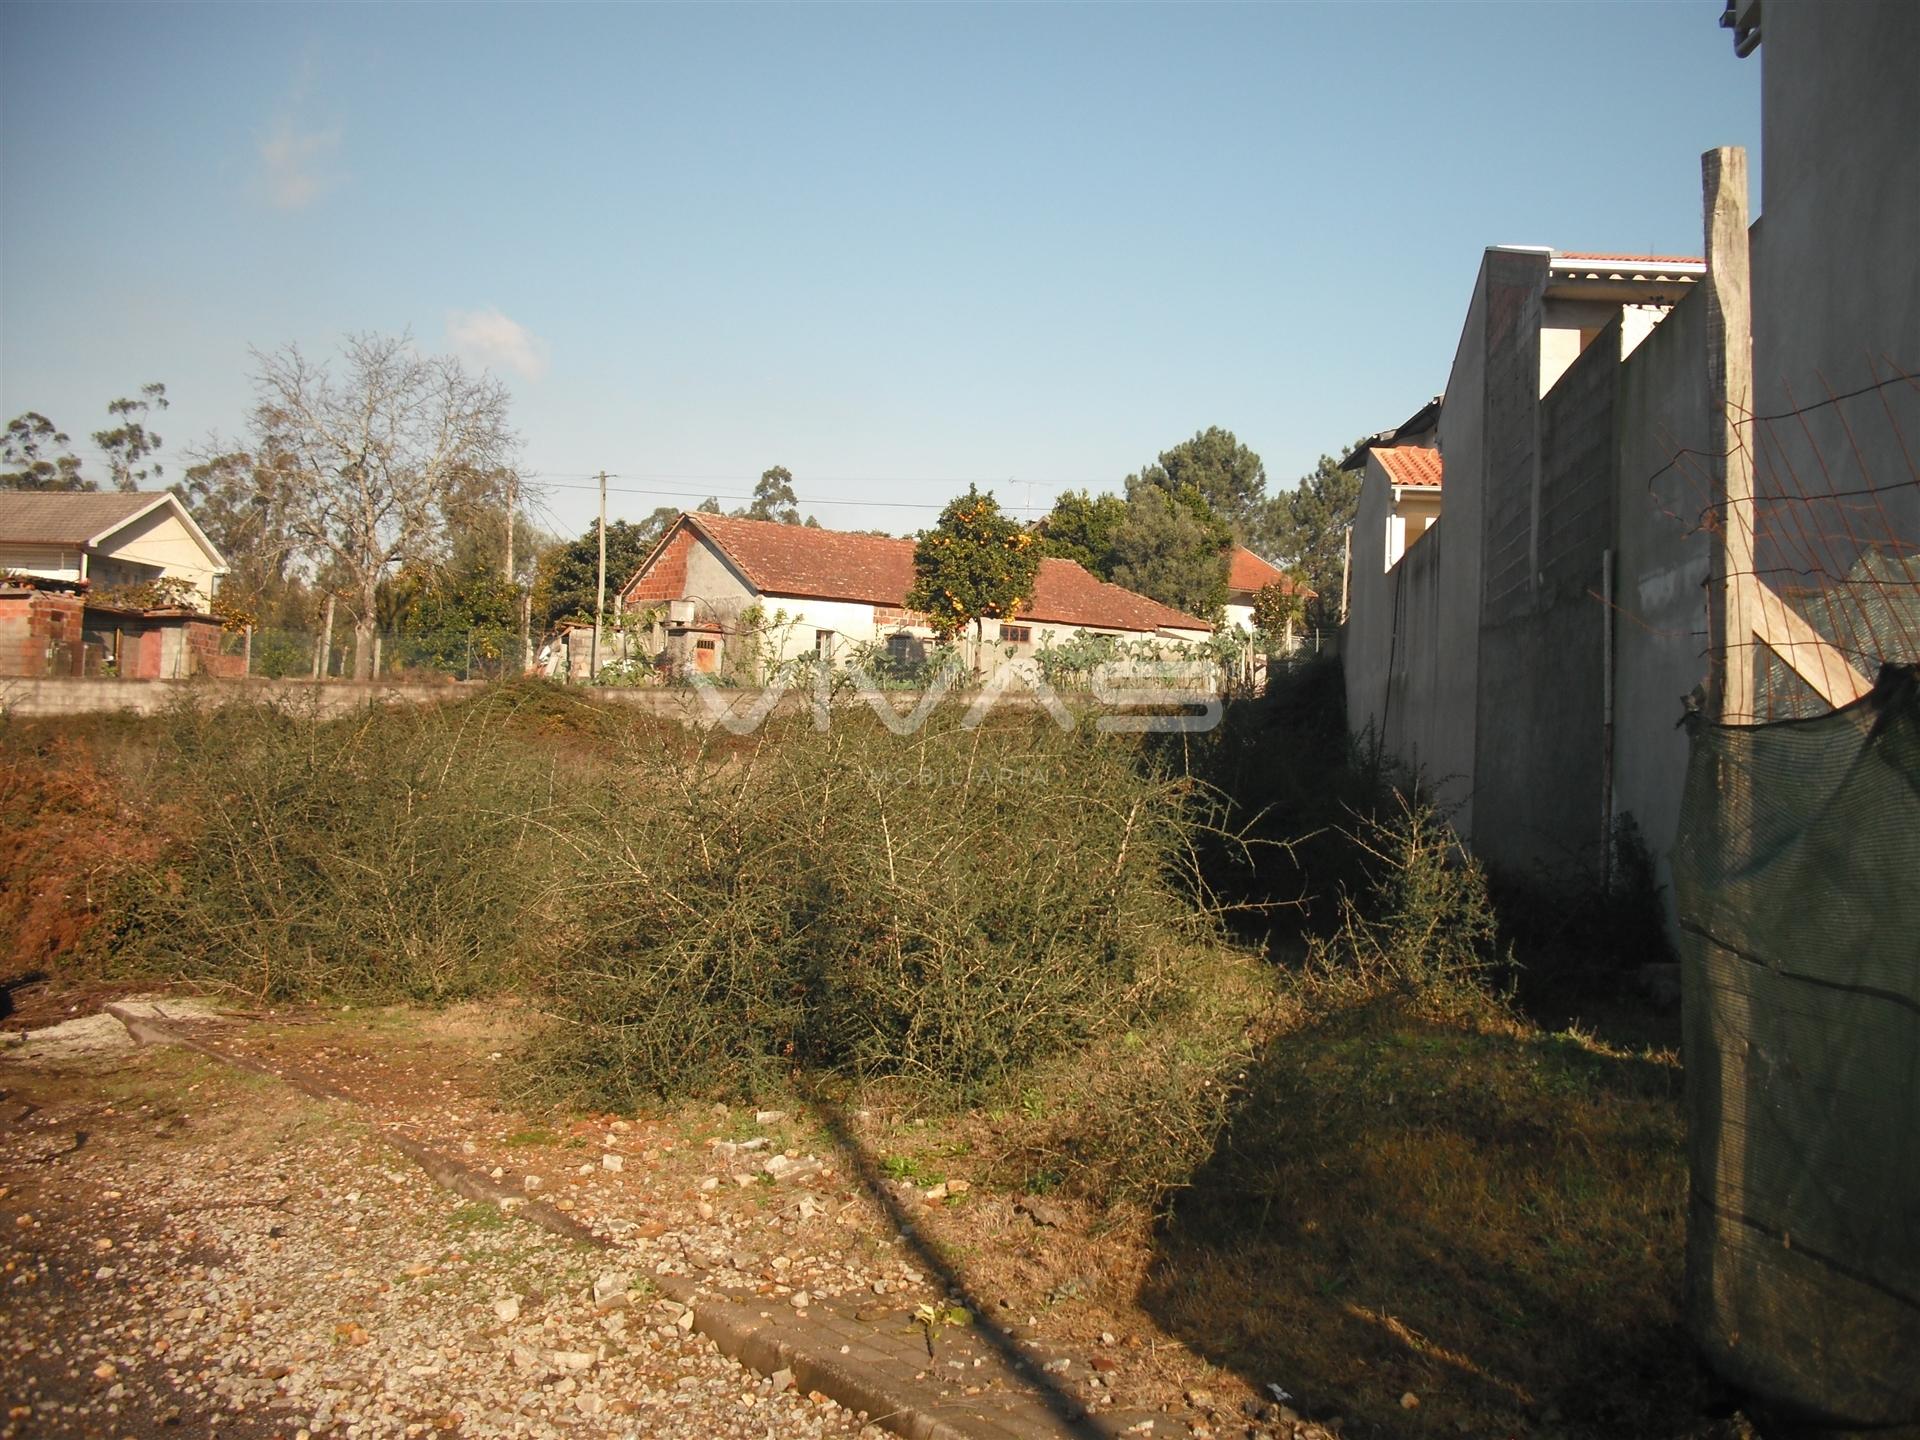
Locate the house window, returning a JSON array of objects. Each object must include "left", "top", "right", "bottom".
[
  {"left": 1001, "top": 625, "right": 1032, "bottom": 644},
  {"left": 887, "top": 632, "right": 919, "bottom": 663},
  {"left": 814, "top": 629, "right": 834, "bottom": 657},
  {"left": 694, "top": 639, "right": 716, "bottom": 652}
]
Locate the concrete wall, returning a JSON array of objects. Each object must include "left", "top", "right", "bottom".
[
  {"left": 1748, "top": 0, "right": 1920, "bottom": 669},
  {"left": 1613, "top": 287, "right": 1713, "bottom": 920},
  {"left": 0, "top": 676, "right": 1114, "bottom": 725},
  {"left": 1473, "top": 315, "right": 1619, "bottom": 880},
  {"left": 1377, "top": 523, "right": 1445, "bottom": 773},
  {"left": 1343, "top": 453, "right": 1435, "bottom": 745},
  {"left": 1423, "top": 248, "right": 1552, "bottom": 834},
  {"left": 1343, "top": 464, "right": 1391, "bottom": 739}
]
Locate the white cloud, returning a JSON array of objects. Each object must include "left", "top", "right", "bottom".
[
  {"left": 259, "top": 120, "right": 344, "bottom": 210},
  {"left": 447, "top": 307, "right": 552, "bottom": 382}
]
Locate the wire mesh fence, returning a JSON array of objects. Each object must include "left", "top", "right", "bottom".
[{"left": 216, "top": 627, "right": 536, "bottom": 682}]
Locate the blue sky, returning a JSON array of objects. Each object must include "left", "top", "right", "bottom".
[{"left": 0, "top": 2, "right": 1760, "bottom": 542}]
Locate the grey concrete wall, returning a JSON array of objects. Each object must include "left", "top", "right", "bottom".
[
  {"left": 1378, "top": 523, "right": 1445, "bottom": 776},
  {"left": 1612, "top": 286, "right": 1712, "bottom": 927},
  {"left": 1473, "top": 315, "right": 1619, "bottom": 881},
  {"left": 1749, "top": 0, "right": 1920, "bottom": 664},
  {"left": 1342, "top": 460, "right": 1397, "bottom": 742},
  {"left": 0, "top": 677, "right": 1090, "bottom": 726}
]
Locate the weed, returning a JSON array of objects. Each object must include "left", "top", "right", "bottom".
[{"left": 445, "top": 1202, "right": 508, "bottom": 1234}]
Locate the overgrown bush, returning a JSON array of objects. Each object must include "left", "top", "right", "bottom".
[
  {"left": 525, "top": 707, "right": 1216, "bottom": 1107},
  {"left": 1302, "top": 790, "right": 1512, "bottom": 1018},
  {"left": 104, "top": 686, "right": 591, "bottom": 1001}
]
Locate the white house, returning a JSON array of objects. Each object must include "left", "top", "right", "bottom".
[
  {"left": 0, "top": 490, "right": 228, "bottom": 607},
  {"left": 1223, "top": 545, "right": 1312, "bottom": 635},
  {"left": 617, "top": 511, "right": 1212, "bottom": 676}
]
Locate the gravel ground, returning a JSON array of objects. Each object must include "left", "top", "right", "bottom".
[{"left": 0, "top": 1044, "right": 867, "bottom": 1440}]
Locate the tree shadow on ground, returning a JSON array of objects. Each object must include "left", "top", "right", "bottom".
[{"left": 1138, "top": 997, "right": 1734, "bottom": 1440}]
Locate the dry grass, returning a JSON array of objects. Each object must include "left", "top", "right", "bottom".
[{"left": 1139, "top": 994, "right": 1717, "bottom": 1438}]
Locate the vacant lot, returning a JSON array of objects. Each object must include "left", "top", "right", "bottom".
[{"left": 1, "top": 679, "right": 1750, "bottom": 1438}]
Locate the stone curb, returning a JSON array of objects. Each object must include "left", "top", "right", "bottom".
[{"left": 101, "top": 1003, "right": 1083, "bottom": 1440}]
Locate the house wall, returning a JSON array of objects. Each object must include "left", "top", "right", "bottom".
[
  {"left": 0, "top": 544, "right": 83, "bottom": 585},
  {"left": 1748, "top": 0, "right": 1920, "bottom": 663},
  {"left": 678, "top": 537, "right": 758, "bottom": 619},
  {"left": 758, "top": 596, "right": 888, "bottom": 665},
  {"left": 95, "top": 505, "right": 222, "bottom": 604},
  {"left": 1613, "top": 286, "right": 1712, "bottom": 922},
  {"left": 1473, "top": 314, "right": 1619, "bottom": 881}
]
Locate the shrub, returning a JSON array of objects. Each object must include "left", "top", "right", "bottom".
[
  {"left": 524, "top": 707, "right": 1213, "bottom": 1107},
  {"left": 1302, "top": 790, "right": 1511, "bottom": 1018},
  {"left": 105, "top": 686, "right": 585, "bottom": 1001}
]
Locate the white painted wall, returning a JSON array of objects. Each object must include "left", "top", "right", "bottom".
[
  {"left": 96, "top": 505, "right": 222, "bottom": 605},
  {"left": 0, "top": 544, "right": 83, "bottom": 584}
]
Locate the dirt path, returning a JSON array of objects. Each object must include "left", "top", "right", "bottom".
[{"left": 0, "top": 1041, "right": 862, "bottom": 1440}]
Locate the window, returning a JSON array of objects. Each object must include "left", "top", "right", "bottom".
[
  {"left": 694, "top": 639, "right": 716, "bottom": 652},
  {"left": 814, "top": 629, "right": 835, "bottom": 657},
  {"left": 1001, "top": 624, "right": 1032, "bottom": 644},
  {"left": 887, "top": 632, "right": 918, "bottom": 662}
]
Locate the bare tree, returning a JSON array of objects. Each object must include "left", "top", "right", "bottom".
[{"left": 251, "top": 334, "right": 515, "bottom": 679}]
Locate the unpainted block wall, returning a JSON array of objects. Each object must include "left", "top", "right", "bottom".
[
  {"left": 1613, "top": 286, "right": 1712, "bottom": 930},
  {"left": 1473, "top": 315, "right": 1620, "bottom": 882},
  {"left": 0, "top": 591, "right": 86, "bottom": 677}
]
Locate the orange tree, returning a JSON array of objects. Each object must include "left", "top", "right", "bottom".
[{"left": 906, "top": 486, "right": 1039, "bottom": 663}]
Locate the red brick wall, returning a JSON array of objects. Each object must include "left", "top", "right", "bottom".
[
  {"left": 0, "top": 592, "right": 86, "bottom": 677},
  {"left": 187, "top": 618, "right": 245, "bottom": 678},
  {"left": 624, "top": 528, "right": 693, "bottom": 605}
]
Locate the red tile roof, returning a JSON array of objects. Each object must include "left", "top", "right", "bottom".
[
  {"left": 674, "top": 512, "right": 917, "bottom": 605},
  {"left": 625, "top": 512, "right": 1212, "bottom": 633},
  {"left": 1024, "top": 558, "right": 1213, "bottom": 633},
  {"left": 1374, "top": 446, "right": 1444, "bottom": 489}
]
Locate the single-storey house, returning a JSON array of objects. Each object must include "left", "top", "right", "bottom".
[
  {"left": 1223, "top": 545, "right": 1313, "bottom": 636},
  {"left": 0, "top": 490, "right": 228, "bottom": 607},
  {"left": 618, "top": 511, "right": 1212, "bottom": 677}
]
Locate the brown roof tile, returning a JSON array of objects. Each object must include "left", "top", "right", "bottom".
[{"left": 1374, "top": 446, "right": 1443, "bottom": 489}]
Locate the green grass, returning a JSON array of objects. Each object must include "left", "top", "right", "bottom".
[
  {"left": 445, "top": 1202, "right": 509, "bottom": 1234},
  {"left": 501, "top": 1127, "right": 559, "bottom": 1148}
]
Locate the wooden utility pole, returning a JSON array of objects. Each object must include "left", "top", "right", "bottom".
[{"left": 590, "top": 470, "right": 609, "bottom": 681}]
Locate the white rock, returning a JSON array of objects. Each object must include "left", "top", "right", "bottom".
[
  {"left": 591, "top": 1271, "right": 630, "bottom": 1309},
  {"left": 755, "top": 1110, "right": 788, "bottom": 1126},
  {"left": 602, "top": 1154, "right": 623, "bottom": 1173},
  {"left": 494, "top": 1297, "right": 521, "bottom": 1323}
]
